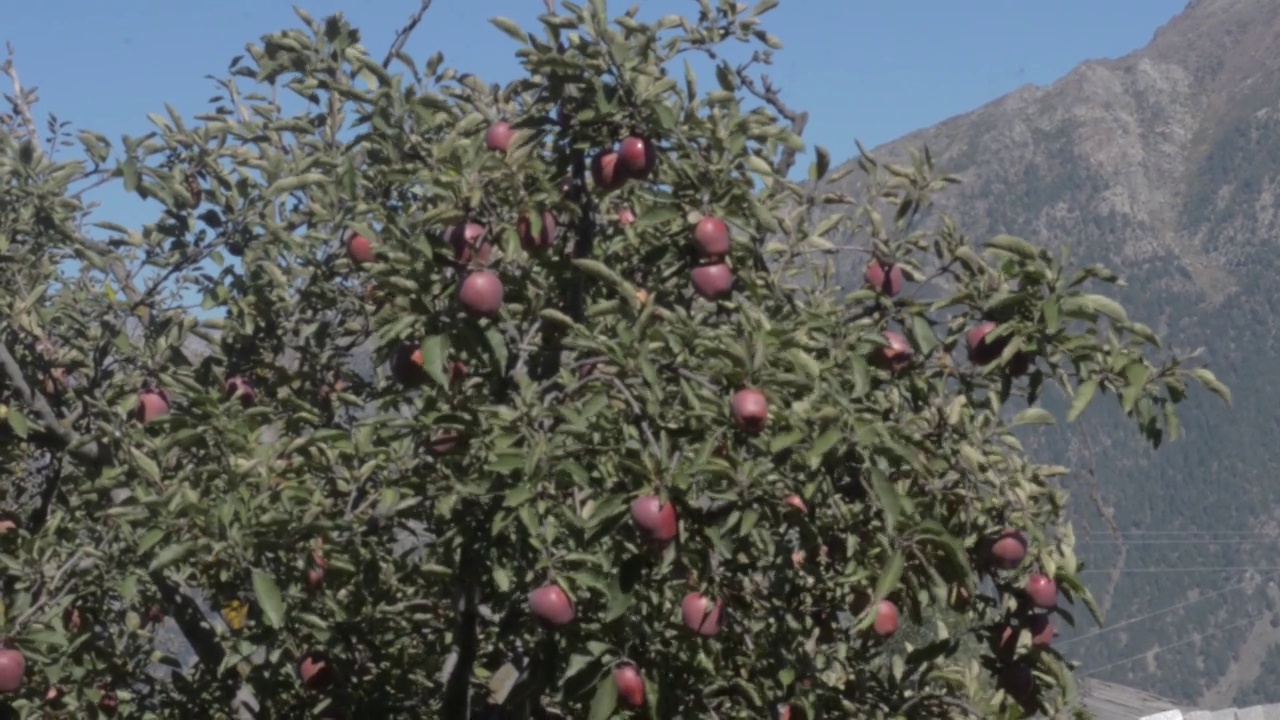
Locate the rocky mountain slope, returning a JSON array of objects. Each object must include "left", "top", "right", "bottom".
[{"left": 825, "top": 0, "right": 1280, "bottom": 705}]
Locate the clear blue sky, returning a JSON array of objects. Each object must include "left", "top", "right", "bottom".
[{"left": 5, "top": 0, "right": 1187, "bottom": 239}]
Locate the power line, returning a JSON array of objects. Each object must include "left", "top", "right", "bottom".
[
  {"left": 1081, "top": 611, "right": 1269, "bottom": 678},
  {"left": 1057, "top": 580, "right": 1251, "bottom": 647},
  {"left": 1078, "top": 538, "right": 1280, "bottom": 545}
]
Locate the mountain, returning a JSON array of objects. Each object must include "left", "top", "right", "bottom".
[{"left": 824, "top": 0, "right": 1280, "bottom": 706}]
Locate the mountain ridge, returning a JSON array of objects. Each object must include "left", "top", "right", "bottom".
[{"left": 823, "top": 0, "right": 1280, "bottom": 705}]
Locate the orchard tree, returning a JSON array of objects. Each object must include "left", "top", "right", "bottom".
[{"left": 0, "top": 1, "right": 1228, "bottom": 718}]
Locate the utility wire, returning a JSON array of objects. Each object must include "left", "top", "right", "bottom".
[
  {"left": 1057, "top": 580, "right": 1252, "bottom": 647},
  {"left": 1081, "top": 611, "right": 1269, "bottom": 678}
]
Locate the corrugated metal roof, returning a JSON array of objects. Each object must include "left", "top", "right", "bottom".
[{"left": 1053, "top": 679, "right": 1280, "bottom": 720}]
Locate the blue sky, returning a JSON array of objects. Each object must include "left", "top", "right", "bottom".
[{"left": 4, "top": 0, "right": 1187, "bottom": 248}]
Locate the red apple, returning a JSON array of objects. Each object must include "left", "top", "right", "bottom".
[
  {"left": 872, "top": 599, "right": 899, "bottom": 638},
  {"left": 681, "top": 592, "right": 723, "bottom": 636},
  {"left": 224, "top": 376, "right": 256, "bottom": 407},
  {"left": 134, "top": 389, "right": 170, "bottom": 424},
  {"left": 446, "top": 222, "right": 491, "bottom": 264},
  {"left": 618, "top": 135, "right": 656, "bottom": 179},
  {"left": 484, "top": 120, "right": 514, "bottom": 152},
  {"left": 630, "top": 495, "right": 678, "bottom": 545},
  {"left": 0, "top": 648, "right": 26, "bottom": 693},
  {"left": 988, "top": 529, "right": 1028, "bottom": 570},
  {"left": 783, "top": 494, "right": 807, "bottom": 515},
  {"left": 346, "top": 232, "right": 375, "bottom": 264},
  {"left": 691, "top": 216, "right": 730, "bottom": 259},
  {"left": 966, "top": 321, "right": 1009, "bottom": 365},
  {"left": 98, "top": 689, "right": 119, "bottom": 715},
  {"left": 390, "top": 342, "right": 428, "bottom": 386},
  {"left": 731, "top": 387, "right": 768, "bottom": 434},
  {"left": 1029, "top": 614, "right": 1053, "bottom": 646},
  {"left": 618, "top": 207, "right": 636, "bottom": 225},
  {"left": 996, "top": 615, "right": 1054, "bottom": 658},
  {"left": 691, "top": 262, "right": 734, "bottom": 300},
  {"left": 518, "top": 210, "right": 558, "bottom": 252},
  {"left": 873, "top": 330, "right": 914, "bottom": 373},
  {"left": 1025, "top": 573, "right": 1057, "bottom": 609},
  {"left": 591, "top": 150, "right": 628, "bottom": 191},
  {"left": 297, "top": 653, "right": 334, "bottom": 691},
  {"left": 427, "top": 430, "right": 464, "bottom": 456},
  {"left": 306, "top": 567, "right": 325, "bottom": 592},
  {"left": 458, "top": 270, "right": 504, "bottom": 318},
  {"left": 528, "top": 583, "right": 575, "bottom": 628},
  {"left": 863, "top": 259, "right": 904, "bottom": 296},
  {"left": 613, "top": 663, "right": 646, "bottom": 708}
]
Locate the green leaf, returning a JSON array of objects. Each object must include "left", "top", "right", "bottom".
[
  {"left": 1078, "top": 293, "right": 1128, "bottom": 323},
  {"left": 5, "top": 410, "right": 28, "bottom": 439},
  {"left": 148, "top": 543, "right": 194, "bottom": 572},
  {"left": 807, "top": 428, "right": 841, "bottom": 468},
  {"left": 251, "top": 570, "right": 286, "bottom": 629},
  {"left": 909, "top": 315, "right": 938, "bottom": 356},
  {"left": 571, "top": 258, "right": 635, "bottom": 297},
  {"left": 588, "top": 671, "right": 618, "bottom": 720},
  {"left": 421, "top": 335, "right": 449, "bottom": 388},
  {"left": 871, "top": 477, "right": 901, "bottom": 533},
  {"left": 539, "top": 308, "right": 578, "bottom": 328},
  {"left": 129, "top": 447, "right": 162, "bottom": 484},
  {"left": 264, "top": 173, "right": 328, "bottom": 198},
  {"left": 874, "top": 551, "right": 905, "bottom": 601},
  {"left": 137, "top": 529, "right": 166, "bottom": 554},
  {"left": 985, "top": 234, "right": 1040, "bottom": 260},
  {"left": 1067, "top": 379, "right": 1098, "bottom": 422},
  {"left": 769, "top": 430, "right": 804, "bottom": 455},
  {"left": 489, "top": 17, "right": 529, "bottom": 45},
  {"left": 1188, "top": 367, "right": 1232, "bottom": 405},
  {"left": 1010, "top": 407, "right": 1055, "bottom": 427}
]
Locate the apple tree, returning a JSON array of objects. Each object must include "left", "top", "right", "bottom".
[{"left": 0, "top": 1, "right": 1228, "bottom": 718}]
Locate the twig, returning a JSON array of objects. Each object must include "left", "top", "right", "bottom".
[
  {"left": 382, "top": 0, "right": 436, "bottom": 70},
  {"left": 0, "top": 341, "right": 109, "bottom": 465},
  {"left": 733, "top": 61, "right": 808, "bottom": 181},
  {"left": 2, "top": 45, "right": 40, "bottom": 147},
  {"left": 11, "top": 550, "right": 84, "bottom": 632}
]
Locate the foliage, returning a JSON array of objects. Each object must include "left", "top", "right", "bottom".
[{"left": 0, "top": 1, "right": 1227, "bottom": 717}]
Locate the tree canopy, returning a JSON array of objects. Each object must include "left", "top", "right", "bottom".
[{"left": 0, "top": 1, "right": 1228, "bottom": 718}]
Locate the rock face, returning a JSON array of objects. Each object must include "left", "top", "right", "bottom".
[{"left": 823, "top": 0, "right": 1280, "bottom": 705}]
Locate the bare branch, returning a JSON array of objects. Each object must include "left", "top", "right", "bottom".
[
  {"left": 734, "top": 62, "right": 809, "bottom": 180},
  {"left": 382, "top": 0, "right": 436, "bottom": 70}
]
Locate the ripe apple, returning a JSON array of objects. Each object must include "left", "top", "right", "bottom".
[
  {"left": 691, "top": 261, "right": 734, "bottom": 300},
  {"left": 635, "top": 288, "right": 651, "bottom": 306},
  {"left": 873, "top": 330, "right": 914, "bottom": 373},
  {"left": 528, "top": 583, "right": 575, "bottom": 628},
  {"left": 618, "top": 207, "right": 637, "bottom": 225},
  {"left": 872, "top": 599, "right": 899, "bottom": 638},
  {"left": 1025, "top": 573, "right": 1057, "bottom": 609},
  {"left": 224, "top": 376, "right": 256, "bottom": 407},
  {"left": 446, "top": 222, "right": 491, "bottom": 264},
  {"left": 297, "top": 653, "right": 334, "bottom": 691},
  {"left": 0, "top": 648, "right": 25, "bottom": 693},
  {"left": 730, "top": 387, "right": 768, "bottom": 434},
  {"left": 98, "top": 688, "right": 119, "bottom": 715},
  {"left": 484, "top": 120, "right": 514, "bottom": 152},
  {"left": 681, "top": 592, "right": 723, "bottom": 636},
  {"left": 690, "top": 216, "right": 730, "bottom": 259},
  {"left": 618, "top": 135, "right": 657, "bottom": 179},
  {"left": 346, "top": 232, "right": 375, "bottom": 264},
  {"left": 66, "top": 606, "right": 83, "bottom": 633},
  {"left": 988, "top": 529, "right": 1028, "bottom": 570},
  {"left": 966, "top": 321, "right": 1009, "bottom": 365},
  {"left": 134, "top": 388, "right": 170, "bottom": 424},
  {"left": 863, "top": 259, "right": 904, "bottom": 296},
  {"left": 390, "top": 342, "right": 428, "bottom": 386},
  {"left": 427, "top": 430, "right": 463, "bottom": 456},
  {"left": 783, "top": 494, "right": 807, "bottom": 514},
  {"left": 458, "top": 270, "right": 505, "bottom": 318},
  {"left": 591, "top": 150, "right": 628, "bottom": 191},
  {"left": 306, "top": 566, "right": 325, "bottom": 592},
  {"left": 613, "top": 663, "right": 646, "bottom": 708},
  {"left": 630, "top": 495, "right": 678, "bottom": 545},
  {"left": 996, "top": 615, "right": 1054, "bottom": 660},
  {"left": 517, "top": 210, "right": 558, "bottom": 252}
]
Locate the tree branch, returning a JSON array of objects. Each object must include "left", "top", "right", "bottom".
[
  {"left": 734, "top": 61, "right": 809, "bottom": 180},
  {"left": 382, "top": 0, "right": 435, "bottom": 70},
  {"left": 0, "top": 340, "right": 110, "bottom": 465},
  {"left": 2, "top": 44, "right": 40, "bottom": 146}
]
